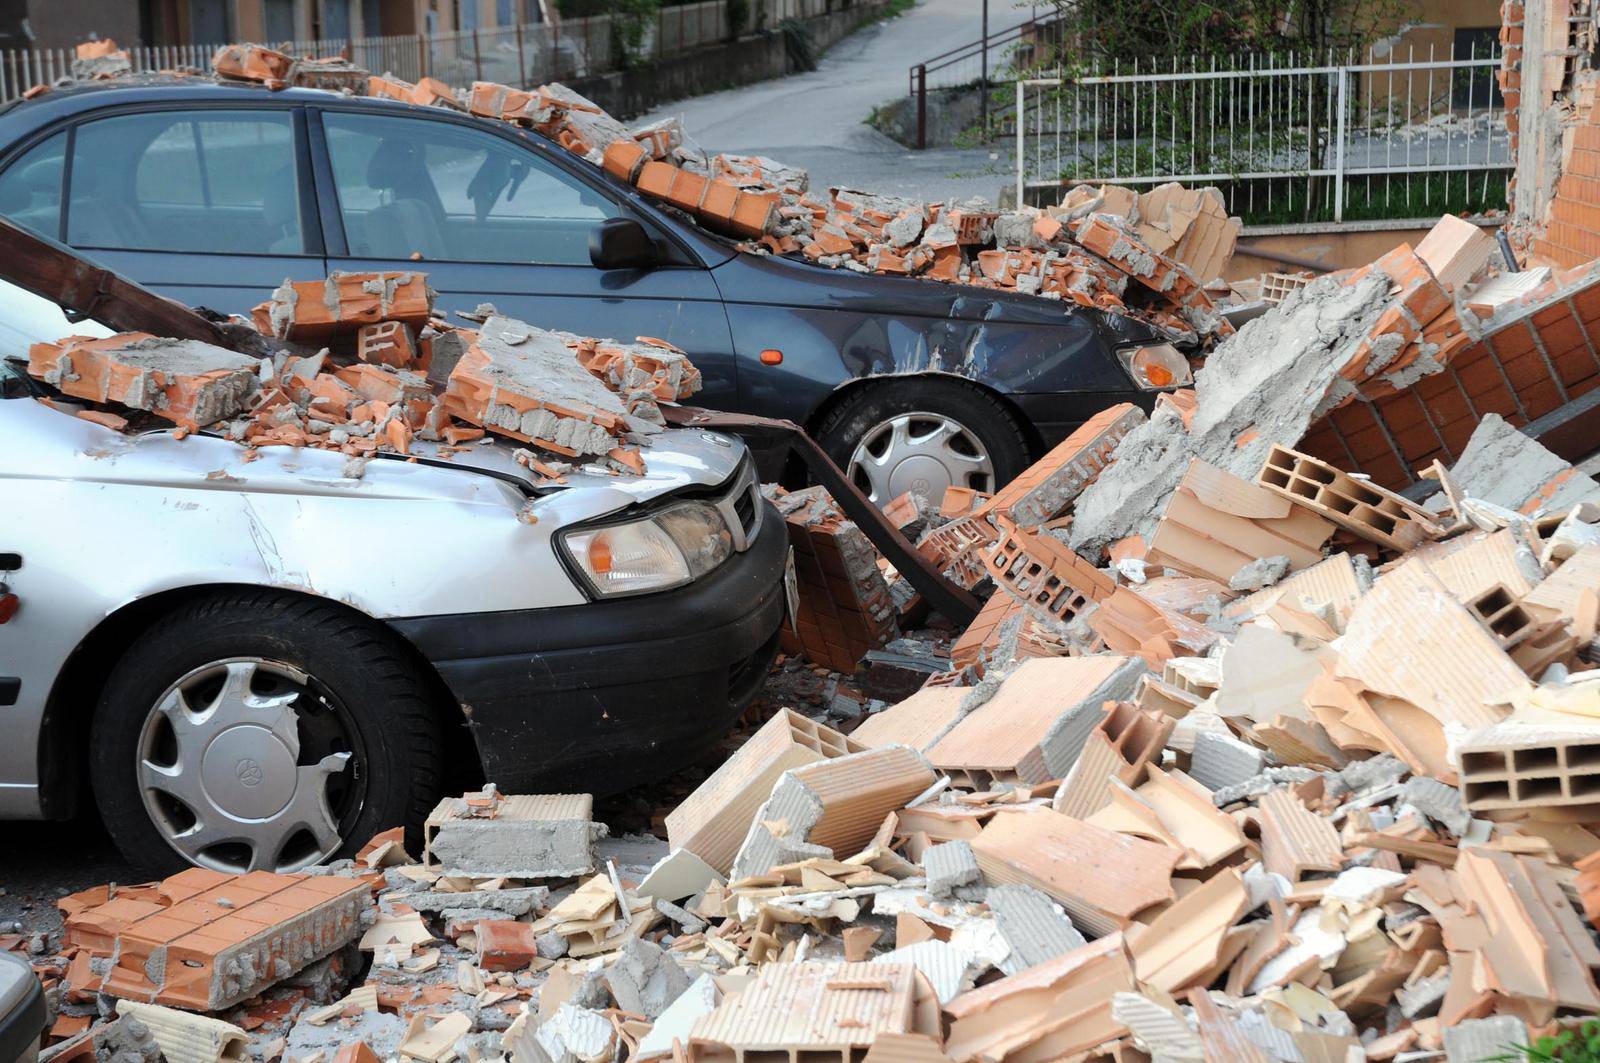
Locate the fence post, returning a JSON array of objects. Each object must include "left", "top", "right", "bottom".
[
  {"left": 515, "top": 21, "right": 527, "bottom": 87},
  {"left": 979, "top": 0, "right": 988, "bottom": 139},
  {"left": 1014, "top": 79, "right": 1025, "bottom": 208},
  {"left": 417, "top": 33, "right": 427, "bottom": 78},
  {"left": 473, "top": 27, "right": 483, "bottom": 80},
  {"left": 1333, "top": 64, "right": 1348, "bottom": 222},
  {"left": 915, "top": 63, "right": 926, "bottom": 149}
]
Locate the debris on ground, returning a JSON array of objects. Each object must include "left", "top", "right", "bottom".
[{"left": 22, "top": 17, "right": 1600, "bottom": 1062}]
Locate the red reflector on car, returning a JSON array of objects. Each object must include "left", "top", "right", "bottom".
[
  {"left": 0, "top": 593, "right": 16, "bottom": 624},
  {"left": 760, "top": 349, "right": 783, "bottom": 365}
]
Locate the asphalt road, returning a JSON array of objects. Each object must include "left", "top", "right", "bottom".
[{"left": 633, "top": 0, "right": 1015, "bottom": 203}]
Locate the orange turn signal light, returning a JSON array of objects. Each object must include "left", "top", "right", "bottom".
[
  {"left": 760, "top": 348, "right": 783, "bottom": 365},
  {"left": 587, "top": 536, "right": 613, "bottom": 574}
]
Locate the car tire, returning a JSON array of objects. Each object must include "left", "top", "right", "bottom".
[
  {"left": 90, "top": 589, "right": 442, "bottom": 878},
  {"left": 814, "top": 378, "right": 1032, "bottom": 506}
]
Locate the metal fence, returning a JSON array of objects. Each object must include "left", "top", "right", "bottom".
[
  {"left": 1011, "top": 42, "right": 1512, "bottom": 221},
  {"left": 0, "top": 0, "right": 848, "bottom": 104}
]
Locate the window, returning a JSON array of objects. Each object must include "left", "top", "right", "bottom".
[
  {"left": 1453, "top": 28, "right": 1503, "bottom": 108},
  {"left": 264, "top": 0, "right": 296, "bottom": 42},
  {"left": 67, "top": 111, "right": 306, "bottom": 255},
  {"left": 0, "top": 132, "right": 65, "bottom": 240},
  {"left": 323, "top": 111, "right": 618, "bottom": 265}
]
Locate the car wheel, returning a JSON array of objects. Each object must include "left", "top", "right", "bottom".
[
  {"left": 814, "top": 379, "right": 1031, "bottom": 506},
  {"left": 90, "top": 590, "right": 442, "bottom": 878}
]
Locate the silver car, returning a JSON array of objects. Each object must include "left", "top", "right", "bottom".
[{"left": 0, "top": 282, "right": 788, "bottom": 877}]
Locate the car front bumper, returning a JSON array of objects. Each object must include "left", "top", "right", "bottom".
[{"left": 389, "top": 500, "right": 788, "bottom": 795}]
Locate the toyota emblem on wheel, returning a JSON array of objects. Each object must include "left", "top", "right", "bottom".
[{"left": 236, "top": 758, "right": 264, "bottom": 787}]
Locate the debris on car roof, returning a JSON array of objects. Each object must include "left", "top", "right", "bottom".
[{"left": 20, "top": 39, "right": 1248, "bottom": 351}]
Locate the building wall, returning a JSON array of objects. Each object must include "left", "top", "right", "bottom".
[{"left": 25, "top": 0, "right": 143, "bottom": 48}]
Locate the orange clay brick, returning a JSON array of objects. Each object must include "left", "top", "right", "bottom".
[
  {"left": 984, "top": 519, "right": 1114, "bottom": 626},
  {"left": 981, "top": 403, "right": 1145, "bottom": 527},
  {"left": 773, "top": 486, "right": 898, "bottom": 673},
  {"left": 368, "top": 74, "right": 414, "bottom": 100},
  {"left": 939, "top": 486, "right": 988, "bottom": 519},
  {"left": 410, "top": 76, "right": 460, "bottom": 108},
  {"left": 265, "top": 272, "right": 434, "bottom": 342},
  {"left": 603, "top": 138, "right": 648, "bottom": 184},
  {"left": 636, "top": 160, "right": 677, "bottom": 200},
  {"left": 357, "top": 320, "right": 419, "bottom": 369},
  {"left": 64, "top": 868, "right": 368, "bottom": 1011},
  {"left": 76, "top": 39, "right": 120, "bottom": 59},
  {"left": 212, "top": 44, "right": 293, "bottom": 86},
  {"left": 334, "top": 363, "right": 433, "bottom": 406},
  {"left": 467, "top": 80, "right": 535, "bottom": 119},
  {"left": 27, "top": 333, "right": 259, "bottom": 431}
]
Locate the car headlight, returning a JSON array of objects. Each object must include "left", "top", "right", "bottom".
[
  {"left": 561, "top": 501, "right": 733, "bottom": 598},
  {"left": 1117, "top": 342, "right": 1194, "bottom": 389}
]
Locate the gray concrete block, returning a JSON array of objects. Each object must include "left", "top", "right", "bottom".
[
  {"left": 1189, "top": 732, "right": 1266, "bottom": 791},
  {"left": 1443, "top": 1014, "right": 1528, "bottom": 1063},
  {"left": 396, "top": 886, "right": 549, "bottom": 916},
  {"left": 427, "top": 817, "right": 598, "bottom": 880},
  {"left": 602, "top": 938, "right": 691, "bottom": 1021},
  {"left": 987, "top": 884, "right": 1086, "bottom": 975},
  {"left": 922, "top": 840, "right": 980, "bottom": 897},
  {"left": 1401, "top": 776, "right": 1471, "bottom": 836}
]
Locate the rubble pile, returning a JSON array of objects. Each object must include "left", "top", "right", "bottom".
[{"left": 15, "top": 269, "right": 700, "bottom": 476}]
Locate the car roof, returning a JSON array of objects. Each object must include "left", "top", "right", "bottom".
[
  {"left": 0, "top": 76, "right": 518, "bottom": 138},
  {"left": 0, "top": 74, "right": 743, "bottom": 270}
]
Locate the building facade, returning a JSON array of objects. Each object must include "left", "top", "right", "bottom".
[{"left": 5, "top": 0, "right": 546, "bottom": 51}]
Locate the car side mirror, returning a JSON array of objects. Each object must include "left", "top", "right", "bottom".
[{"left": 590, "top": 217, "right": 660, "bottom": 270}]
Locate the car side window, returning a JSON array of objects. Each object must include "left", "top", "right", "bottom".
[
  {"left": 0, "top": 131, "right": 66, "bottom": 240},
  {"left": 66, "top": 110, "right": 306, "bottom": 255},
  {"left": 322, "top": 111, "right": 619, "bottom": 266}
]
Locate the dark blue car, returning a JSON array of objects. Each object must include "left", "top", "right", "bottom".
[{"left": 0, "top": 78, "right": 1175, "bottom": 501}]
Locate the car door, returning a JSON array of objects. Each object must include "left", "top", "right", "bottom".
[
  {"left": 2, "top": 104, "right": 330, "bottom": 313},
  {"left": 308, "top": 107, "right": 738, "bottom": 408}
]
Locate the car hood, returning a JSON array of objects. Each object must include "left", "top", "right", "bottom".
[
  {"left": 405, "top": 423, "right": 747, "bottom": 506},
  {"left": 5, "top": 395, "right": 746, "bottom": 527},
  {"left": 710, "top": 249, "right": 1164, "bottom": 340}
]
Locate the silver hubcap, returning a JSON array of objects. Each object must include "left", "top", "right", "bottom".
[
  {"left": 138, "top": 659, "right": 354, "bottom": 873},
  {"left": 847, "top": 412, "right": 995, "bottom": 505}
]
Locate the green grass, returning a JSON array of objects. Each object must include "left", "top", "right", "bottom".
[
  {"left": 880, "top": 0, "right": 916, "bottom": 17},
  {"left": 1488, "top": 1020, "right": 1600, "bottom": 1062},
  {"left": 1226, "top": 171, "right": 1509, "bottom": 226},
  {"left": 1032, "top": 169, "right": 1509, "bottom": 225}
]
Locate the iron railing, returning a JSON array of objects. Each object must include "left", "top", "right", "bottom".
[
  {"left": 905, "top": 9, "right": 1062, "bottom": 149},
  {"left": 1012, "top": 42, "right": 1511, "bottom": 221}
]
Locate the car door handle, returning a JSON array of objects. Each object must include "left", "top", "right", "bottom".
[{"left": 0, "top": 554, "right": 18, "bottom": 570}]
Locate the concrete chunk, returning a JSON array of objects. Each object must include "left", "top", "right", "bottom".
[
  {"left": 424, "top": 793, "right": 600, "bottom": 880},
  {"left": 602, "top": 937, "right": 691, "bottom": 1021},
  {"left": 1401, "top": 776, "right": 1471, "bottom": 836},
  {"left": 1189, "top": 732, "right": 1266, "bottom": 791},
  {"left": 986, "top": 884, "right": 1086, "bottom": 975},
  {"left": 923, "top": 840, "right": 981, "bottom": 897},
  {"left": 1070, "top": 268, "right": 1393, "bottom": 555},
  {"left": 396, "top": 886, "right": 549, "bottom": 916},
  {"left": 1447, "top": 413, "right": 1600, "bottom": 516},
  {"left": 1442, "top": 1014, "right": 1528, "bottom": 1063}
]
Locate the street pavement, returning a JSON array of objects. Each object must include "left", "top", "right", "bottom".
[{"left": 633, "top": 0, "right": 1014, "bottom": 203}]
